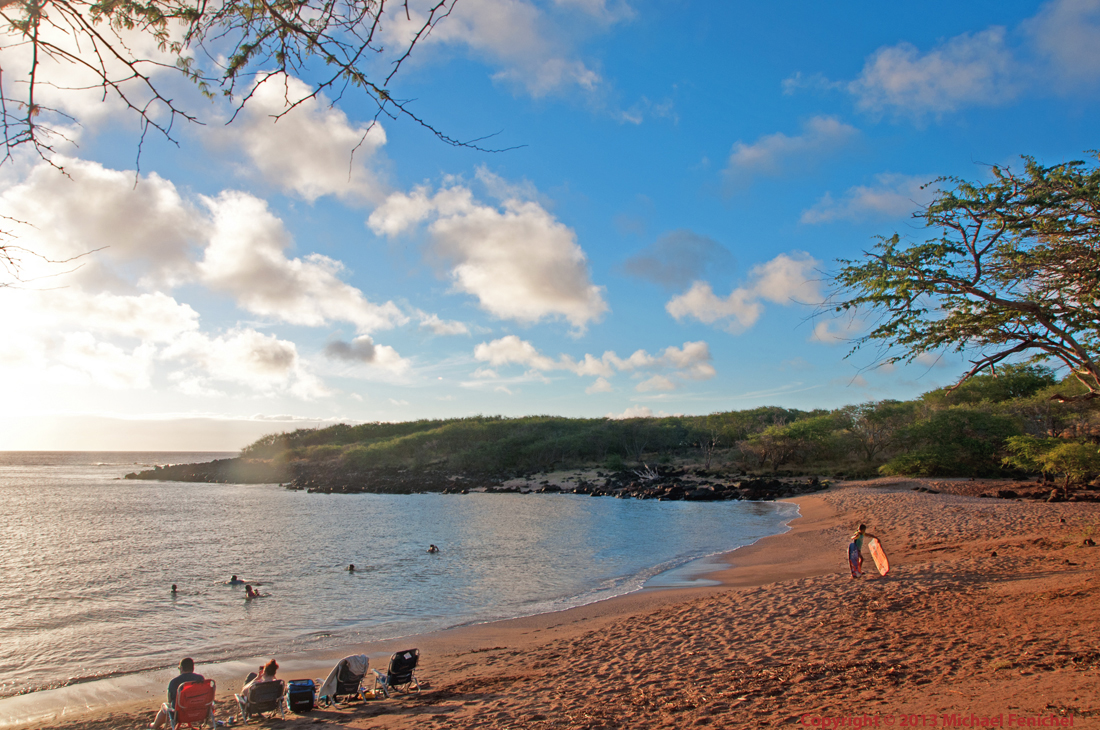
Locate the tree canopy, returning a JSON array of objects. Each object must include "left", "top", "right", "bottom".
[
  {"left": 0, "top": 0, "right": 469, "bottom": 166},
  {"left": 830, "top": 153, "right": 1100, "bottom": 401}
]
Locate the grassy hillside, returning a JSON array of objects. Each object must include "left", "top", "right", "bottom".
[{"left": 240, "top": 366, "right": 1100, "bottom": 485}]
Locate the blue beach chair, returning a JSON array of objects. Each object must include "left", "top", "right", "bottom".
[{"left": 372, "top": 649, "right": 421, "bottom": 697}]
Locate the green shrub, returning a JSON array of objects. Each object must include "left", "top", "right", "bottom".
[
  {"left": 1004, "top": 436, "right": 1100, "bottom": 486},
  {"left": 880, "top": 407, "right": 1021, "bottom": 477}
]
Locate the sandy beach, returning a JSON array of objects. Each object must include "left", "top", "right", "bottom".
[{"left": 20, "top": 478, "right": 1100, "bottom": 729}]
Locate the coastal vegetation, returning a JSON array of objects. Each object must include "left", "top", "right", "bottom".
[{"left": 210, "top": 363, "right": 1100, "bottom": 488}]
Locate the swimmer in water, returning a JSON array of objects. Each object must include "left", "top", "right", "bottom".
[
  {"left": 347, "top": 564, "right": 355, "bottom": 572},
  {"left": 245, "top": 584, "right": 265, "bottom": 599},
  {"left": 229, "top": 575, "right": 244, "bottom": 585},
  {"left": 427, "top": 544, "right": 439, "bottom": 554},
  {"left": 171, "top": 584, "right": 178, "bottom": 595}
]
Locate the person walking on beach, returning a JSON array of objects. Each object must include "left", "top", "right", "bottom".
[
  {"left": 848, "top": 524, "right": 876, "bottom": 578},
  {"left": 151, "top": 657, "right": 204, "bottom": 728}
]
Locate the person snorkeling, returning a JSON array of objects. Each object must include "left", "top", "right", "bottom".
[{"left": 244, "top": 584, "right": 267, "bottom": 599}]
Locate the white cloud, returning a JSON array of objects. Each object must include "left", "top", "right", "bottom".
[
  {"left": 0, "top": 156, "right": 433, "bottom": 403},
  {"left": 801, "top": 173, "right": 936, "bottom": 224},
  {"left": 651, "top": 341, "right": 717, "bottom": 380},
  {"left": 810, "top": 320, "right": 854, "bottom": 345},
  {"left": 636, "top": 375, "right": 676, "bottom": 392},
  {"left": 370, "top": 181, "right": 607, "bottom": 331},
  {"left": 162, "top": 328, "right": 330, "bottom": 399},
  {"left": 0, "top": 158, "right": 202, "bottom": 289},
  {"left": 586, "top": 377, "right": 613, "bottom": 394},
  {"left": 40, "top": 291, "right": 200, "bottom": 342},
  {"left": 666, "top": 252, "right": 821, "bottom": 333},
  {"left": 53, "top": 333, "right": 158, "bottom": 390},
  {"left": 848, "top": 28, "right": 1018, "bottom": 118},
  {"left": 667, "top": 282, "right": 762, "bottom": 332},
  {"left": 552, "top": 0, "right": 634, "bottom": 23},
  {"left": 472, "top": 336, "right": 715, "bottom": 391},
  {"left": 0, "top": 327, "right": 159, "bottom": 391},
  {"left": 1025, "top": 0, "right": 1100, "bottom": 87},
  {"left": 474, "top": 335, "right": 562, "bottom": 371},
  {"left": 606, "top": 405, "right": 653, "bottom": 419},
  {"left": 780, "top": 71, "right": 843, "bottom": 95},
  {"left": 201, "top": 191, "right": 407, "bottom": 333},
  {"left": 915, "top": 352, "right": 950, "bottom": 368},
  {"left": 219, "top": 74, "right": 389, "bottom": 204},
  {"left": 724, "top": 117, "right": 858, "bottom": 190},
  {"left": 1, "top": 159, "right": 406, "bottom": 344},
  {"left": 419, "top": 314, "right": 470, "bottom": 336},
  {"left": 382, "top": 0, "right": 604, "bottom": 98}
]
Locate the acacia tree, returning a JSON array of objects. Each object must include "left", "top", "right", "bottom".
[
  {"left": 0, "top": 0, "right": 469, "bottom": 165},
  {"left": 837, "top": 400, "right": 915, "bottom": 461},
  {"left": 831, "top": 154, "right": 1100, "bottom": 402}
]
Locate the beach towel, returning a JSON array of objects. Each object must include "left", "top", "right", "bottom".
[{"left": 317, "top": 654, "right": 369, "bottom": 701}]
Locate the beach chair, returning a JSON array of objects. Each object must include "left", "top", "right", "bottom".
[
  {"left": 163, "top": 679, "right": 216, "bottom": 730},
  {"left": 317, "top": 655, "right": 369, "bottom": 706},
  {"left": 372, "top": 649, "right": 421, "bottom": 697},
  {"left": 234, "top": 679, "right": 286, "bottom": 723}
]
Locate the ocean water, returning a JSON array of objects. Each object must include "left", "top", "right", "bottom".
[{"left": 0, "top": 452, "right": 797, "bottom": 699}]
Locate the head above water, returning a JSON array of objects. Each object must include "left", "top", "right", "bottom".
[{"left": 179, "top": 657, "right": 194, "bottom": 673}]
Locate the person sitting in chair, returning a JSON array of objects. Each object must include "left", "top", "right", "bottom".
[
  {"left": 151, "top": 657, "right": 204, "bottom": 729},
  {"left": 241, "top": 659, "right": 279, "bottom": 694}
]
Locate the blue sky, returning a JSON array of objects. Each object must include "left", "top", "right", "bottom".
[{"left": 1, "top": 0, "right": 1098, "bottom": 450}]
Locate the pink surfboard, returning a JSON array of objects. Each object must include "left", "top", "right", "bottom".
[{"left": 868, "top": 537, "right": 890, "bottom": 576}]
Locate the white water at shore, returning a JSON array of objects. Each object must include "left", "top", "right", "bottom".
[{"left": 0, "top": 451, "right": 796, "bottom": 700}]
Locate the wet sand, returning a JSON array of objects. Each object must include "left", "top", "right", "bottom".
[{"left": 12, "top": 478, "right": 1100, "bottom": 728}]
